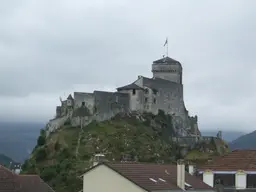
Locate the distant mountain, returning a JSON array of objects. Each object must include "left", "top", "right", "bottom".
[
  {"left": 201, "top": 130, "right": 245, "bottom": 142},
  {"left": 229, "top": 130, "right": 256, "bottom": 150},
  {"left": 0, "top": 154, "right": 14, "bottom": 166},
  {"left": 0, "top": 122, "right": 44, "bottom": 162}
]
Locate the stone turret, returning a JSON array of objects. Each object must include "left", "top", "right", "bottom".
[{"left": 152, "top": 56, "right": 183, "bottom": 84}]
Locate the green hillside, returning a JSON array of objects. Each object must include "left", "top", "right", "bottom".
[
  {"left": 0, "top": 154, "right": 13, "bottom": 166},
  {"left": 21, "top": 111, "right": 227, "bottom": 192}
]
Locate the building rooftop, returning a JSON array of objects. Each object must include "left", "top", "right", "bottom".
[
  {"left": 153, "top": 57, "right": 180, "bottom": 65},
  {"left": 198, "top": 149, "right": 256, "bottom": 171},
  {"left": 143, "top": 76, "right": 181, "bottom": 89},
  {"left": 0, "top": 165, "right": 54, "bottom": 192},
  {"left": 117, "top": 83, "right": 144, "bottom": 91},
  {"left": 84, "top": 162, "right": 212, "bottom": 191},
  {"left": 67, "top": 94, "right": 73, "bottom": 100}
]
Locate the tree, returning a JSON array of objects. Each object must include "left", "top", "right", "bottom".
[{"left": 37, "top": 135, "right": 46, "bottom": 146}]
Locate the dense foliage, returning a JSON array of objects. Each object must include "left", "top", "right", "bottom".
[
  {"left": 21, "top": 111, "right": 226, "bottom": 192},
  {"left": 21, "top": 112, "right": 183, "bottom": 192}
]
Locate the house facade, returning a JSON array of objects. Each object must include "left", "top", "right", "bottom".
[
  {"left": 82, "top": 160, "right": 213, "bottom": 192},
  {"left": 197, "top": 150, "right": 256, "bottom": 189}
]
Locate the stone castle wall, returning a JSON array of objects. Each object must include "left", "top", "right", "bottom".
[{"left": 45, "top": 57, "right": 200, "bottom": 138}]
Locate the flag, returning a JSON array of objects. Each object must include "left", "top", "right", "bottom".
[{"left": 164, "top": 38, "right": 168, "bottom": 46}]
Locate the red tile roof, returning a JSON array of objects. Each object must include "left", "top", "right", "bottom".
[
  {"left": 198, "top": 149, "right": 256, "bottom": 171},
  {"left": 0, "top": 165, "right": 54, "bottom": 192},
  {"left": 87, "top": 162, "right": 212, "bottom": 191}
]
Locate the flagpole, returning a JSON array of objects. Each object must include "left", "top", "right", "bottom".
[{"left": 166, "top": 37, "right": 168, "bottom": 57}]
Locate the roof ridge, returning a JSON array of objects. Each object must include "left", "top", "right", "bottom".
[
  {"left": 108, "top": 162, "right": 174, "bottom": 166},
  {"left": 0, "top": 164, "right": 15, "bottom": 173},
  {"left": 19, "top": 174, "right": 40, "bottom": 177},
  {"left": 143, "top": 76, "right": 179, "bottom": 84}
]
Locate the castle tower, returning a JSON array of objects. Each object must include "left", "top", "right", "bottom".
[{"left": 152, "top": 57, "right": 183, "bottom": 84}]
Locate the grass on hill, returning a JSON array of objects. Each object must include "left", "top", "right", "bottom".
[{"left": 21, "top": 112, "right": 182, "bottom": 192}]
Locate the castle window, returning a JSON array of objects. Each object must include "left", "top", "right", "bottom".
[
  {"left": 145, "top": 97, "right": 148, "bottom": 102},
  {"left": 94, "top": 106, "right": 97, "bottom": 113},
  {"left": 132, "top": 89, "right": 136, "bottom": 95},
  {"left": 153, "top": 98, "right": 156, "bottom": 104},
  {"left": 82, "top": 102, "right": 85, "bottom": 106}
]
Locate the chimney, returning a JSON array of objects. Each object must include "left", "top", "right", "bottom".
[
  {"left": 188, "top": 164, "right": 195, "bottom": 175},
  {"left": 177, "top": 159, "right": 185, "bottom": 190},
  {"left": 92, "top": 154, "right": 105, "bottom": 167}
]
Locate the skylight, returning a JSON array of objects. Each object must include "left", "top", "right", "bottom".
[
  {"left": 149, "top": 178, "right": 157, "bottom": 183},
  {"left": 185, "top": 182, "right": 192, "bottom": 187},
  {"left": 159, "top": 178, "right": 166, "bottom": 182}
]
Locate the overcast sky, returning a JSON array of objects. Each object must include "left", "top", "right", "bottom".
[{"left": 0, "top": 0, "right": 256, "bottom": 132}]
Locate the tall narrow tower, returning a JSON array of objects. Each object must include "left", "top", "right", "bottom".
[{"left": 151, "top": 57, "right": 183, "bottom": 84}]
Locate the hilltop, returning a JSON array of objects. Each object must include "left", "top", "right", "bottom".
[
  {"left": 229, "top": 130, "right": 256, "bottom": 150},
  {"left": 21, "top": 111, "right": 228, "bottom": 192},
  {"left": 0, "top": 154, "right": 14, "bottom": 166}
]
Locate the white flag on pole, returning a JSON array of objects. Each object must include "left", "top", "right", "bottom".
[{"left": 164, "top": 38, "right": 168, "bottom": 46}]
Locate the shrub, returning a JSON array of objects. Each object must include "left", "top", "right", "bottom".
[
  {"left": 54, "top": 142, "right": 60, "bottom": 151},
  {"left": 35, "top": 148, "right": 47, "bottom": 161},
  {"left": 37, "top": 136, "right": 46, "bottom": 146}
]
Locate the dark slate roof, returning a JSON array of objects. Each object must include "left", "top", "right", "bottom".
[
  {"left": 0, "top": 165, "right": 54, "bottom": 192},
  {"left": 67, "top": 94, "right": 73, "bottom": 100},
  {"left": 117, "top": 83, "right": 144, "bottom": 91},
  {"left": 72, "top": 106, "right": 91, "bottom": 117},
  {"left": 94, "top": 90, "right": 129, "bottom": 97},
  {"left": 153, "top": 57, "right": 180, "bottom": 65},
  {"left": 142, "top": 76, "right": 181, "bottom": 90},
  {"left": 84, "top": 162, "right": 212, "bottom": 191}
]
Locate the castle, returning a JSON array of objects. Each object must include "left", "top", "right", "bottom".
[{"left": 46, "top": 56, "right": 200, "bottom": 137}]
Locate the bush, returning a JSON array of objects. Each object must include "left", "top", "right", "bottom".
[
  {"left": 37, "top": 136, "right": 46, "bottom": 146},
  {"left": 54, "top": 142, "right": 60, "bottom": 151},
  {"left": 35, "top": 148, "right": 47, "bottom": 161},
  {"left": 40, "top": 129, "right": 46, "bottom": 136},
  {"left": 40, "top": 166, "right": 58, "bottom": 181},
  {"left": 64, "top": 120, "right": 71, "bottom": 126}
]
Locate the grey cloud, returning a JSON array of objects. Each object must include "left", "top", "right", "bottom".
[{"left": 1, "top": 0, "right": 256, "bottom": 131}]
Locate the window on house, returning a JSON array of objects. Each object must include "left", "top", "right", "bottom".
[
  {"left": 132, "top": 89, "right": 136, "bottom": 95},
  {"left": 145, "top": 89, "right": 149, "bottom": 94},
  {"left": 115, "top": 96, "right": 119, "bottom": 103},
  {"left": 82, "top": 102, "right": 85, "bottom": 106},
  {"left": 214, "top": 174, "right": 235, "bottom": 187},
  {"left": 153, "top": 98, "right": 156, "bottom": 104},
  {"left": 153, "top": 89, "right": 158, "bottom": 95},
  {"left": 145, "top": 97, "right": 148, "bottom": 102}
]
